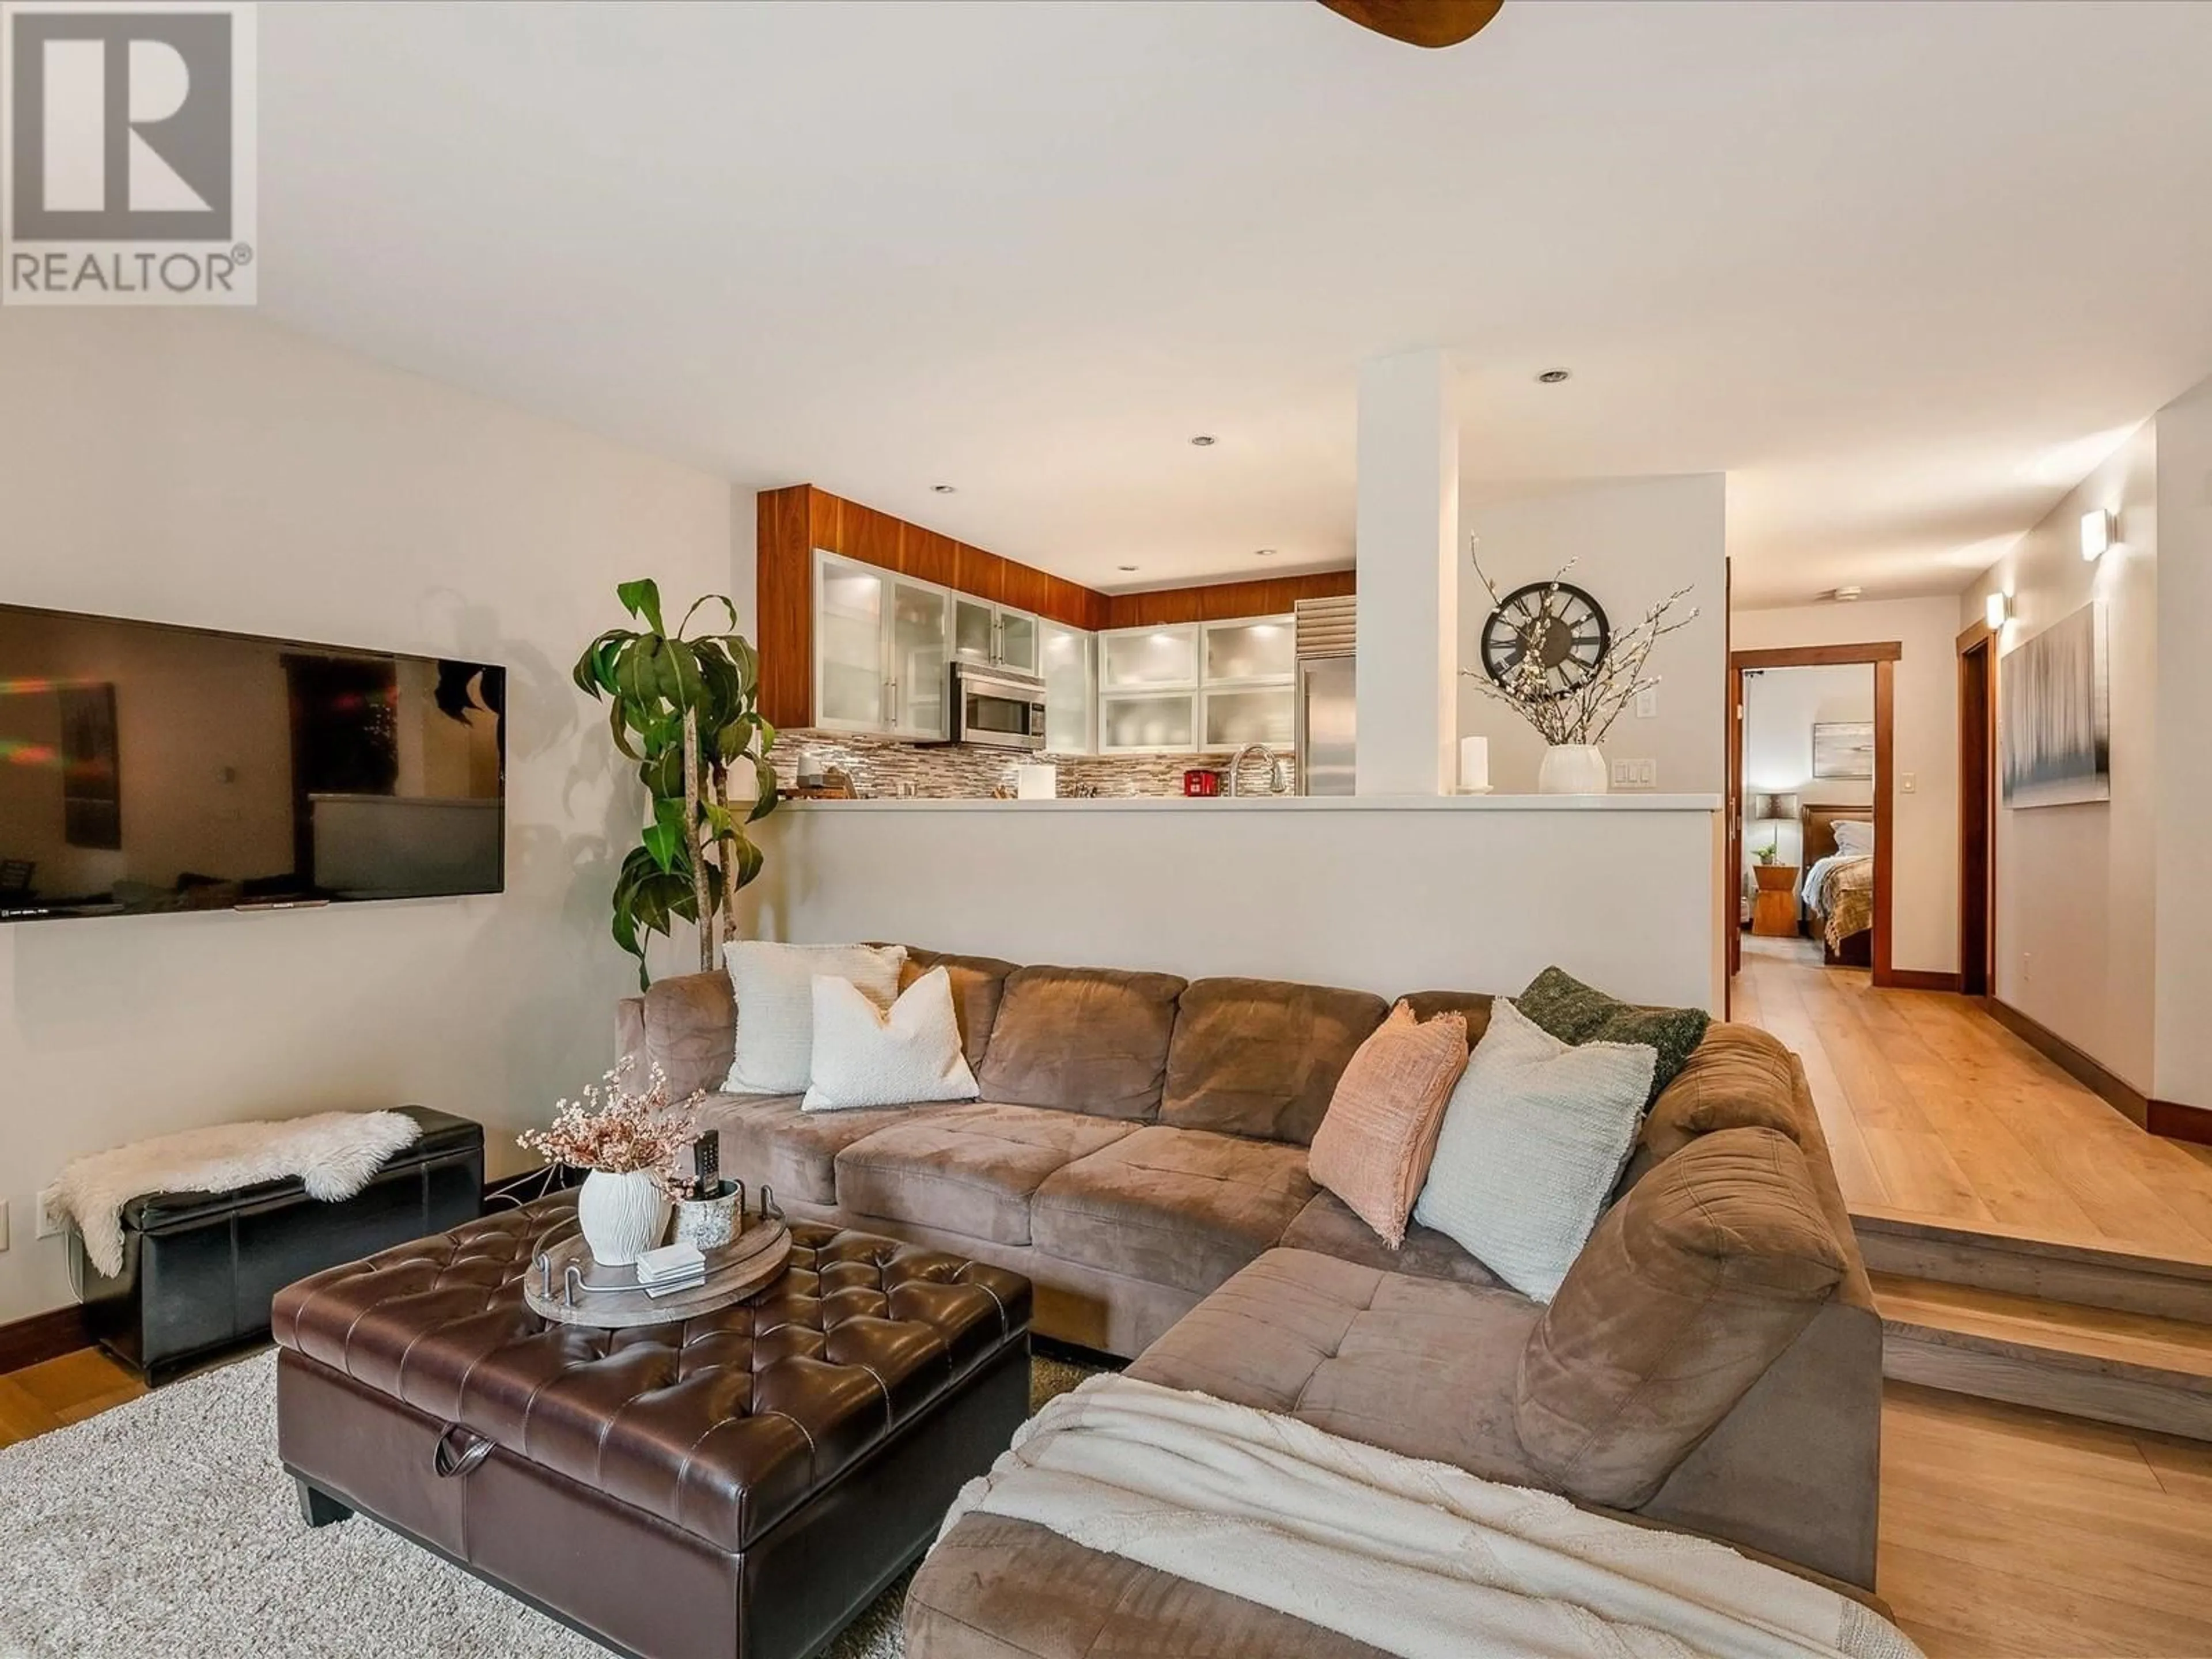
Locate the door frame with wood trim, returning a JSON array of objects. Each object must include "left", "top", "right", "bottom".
[
  {"left": 1956, "top": 620, "right": 1998, "bottom": 997},
  {"left": 1728, "top": 641, "right": 1903, "bottom": 987}
]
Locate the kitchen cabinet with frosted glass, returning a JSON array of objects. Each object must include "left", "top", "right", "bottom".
[
  {"left": 811, "top": 549, "right": 951, "bottom": 740},
  {"left": 1039, "top": 620, "right": 1096, "bottom": 755},
  {"left": 1198, "top": 615, "right": 1294, "bottom": 751},
  {"left": 1097, "top": 623, "right": 1197, "bottom": 753},
  {"left": 953, "top": 595, "right": 1040, "bottom": 677},
  {"left": 1097, "top": 615, "right": 1293, "bottom": 753}
]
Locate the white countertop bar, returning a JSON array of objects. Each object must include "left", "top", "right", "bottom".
[{"left": 781, "top": 793, "right": 1722, "bottom": 813}]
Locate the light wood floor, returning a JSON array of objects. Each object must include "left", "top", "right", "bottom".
[
  {"left": 1883, "top": 1382, "right": 2212, "bottom": 1658},
  {"left": 3, "top": 1346, "right": 2209, "bottom": 1657},
  {"left": 1735, "top": 933, "right": 2212, "bottom": 1262},
  {"left": 0, "top": 1347, "right": 143, "bottom": 1446}
]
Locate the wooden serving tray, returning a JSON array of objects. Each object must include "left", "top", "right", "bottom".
[{"left": 524, "top": 1217, "right": 792, "bottom": 1328}]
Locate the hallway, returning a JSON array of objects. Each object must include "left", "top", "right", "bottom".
[{"left": 1735, "top": 934, "right": 2212, "bottom": 1262}]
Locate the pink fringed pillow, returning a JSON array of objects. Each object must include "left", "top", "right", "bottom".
[{"left": 1306, "top": 1001, "right": 1471, "bottom": 1247}]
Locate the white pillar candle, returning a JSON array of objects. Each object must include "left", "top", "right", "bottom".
[{"left": 1458, "top": 736, "right": 1490, "bottom": 793}]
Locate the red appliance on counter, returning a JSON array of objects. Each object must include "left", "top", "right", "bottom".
[{"left": 1182, "top": 768, "right": 1225, "bottom": 797}]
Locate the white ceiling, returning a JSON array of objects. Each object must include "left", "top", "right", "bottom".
[{"left": 259, "top": 1, "right": 2212, "bottom": 607}]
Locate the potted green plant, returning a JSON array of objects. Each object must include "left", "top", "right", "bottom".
[{"left": 573, "top": 580, "right": 778, "bottom": 987}]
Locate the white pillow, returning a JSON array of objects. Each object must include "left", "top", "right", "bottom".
[
  {"left": 1832, "top": 820, "right": 1874, "bottom": 855},
  {"left": 722, "top": 941, "right": 906, "bottom": 1096},
  {"left": 1411, "top": 998, "right": 1656, "bottom": 1303},
  {"left": 803, "top": 967, "right": 980, "bottom": 1111}
]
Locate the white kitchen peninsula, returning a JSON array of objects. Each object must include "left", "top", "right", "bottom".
[{"left": 737, "top": 794, "right": 1726, "bottom": 1013}]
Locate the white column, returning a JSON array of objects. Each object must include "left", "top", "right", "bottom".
[{"left": 1355, "top": 349, "right": 1460, "bottom": 795}]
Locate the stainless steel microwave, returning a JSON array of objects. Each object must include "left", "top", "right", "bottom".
[{"left": 945, "top": 662, "right": 1047, "bottom": 750}]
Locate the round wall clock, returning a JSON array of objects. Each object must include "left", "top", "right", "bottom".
[{"left": 1481, "top": 581, "right": 1611, "bottom": 695}]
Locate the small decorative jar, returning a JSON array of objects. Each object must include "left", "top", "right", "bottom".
[{"left": 673, "top": 1181, "right": 741, "bottom": 1251}]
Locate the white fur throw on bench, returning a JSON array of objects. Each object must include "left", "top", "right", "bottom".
[{"left": 56, "top": 1111, "right": 423, "bottom": 1278}]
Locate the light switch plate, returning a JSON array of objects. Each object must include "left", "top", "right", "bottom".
[
  {"left": 1634, "top": 686, "right": 1658, "bottom": 719},
  {"left": 1902, "top": 772, "right": 1918, "bottom": 794},
  {"left": 1612, "top": 759, "right": 1657, "bottom": 791},
  {"left": 0, "top": 1199, "right": 9, "bottom": 1253}
]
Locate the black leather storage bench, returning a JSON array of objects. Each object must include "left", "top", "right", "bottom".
[{"left": 70, "top": 1105, "right": 483, "bottom": 1383}]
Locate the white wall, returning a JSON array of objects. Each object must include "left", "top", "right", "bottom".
[
  {"left": 1730, "top": 598, "right": 1961, "bottom": 978},
  {"left": 1741, "top": 664, "right": 1875, "bottom": 872},
  {"left": 0, "top": 310, "right": 745, "bottom": 1322},
  {"left": 1458, "top": 475, "right": 1726, "bottom": 797},
  {"left": 2153, "top": 382, "right": 2212, "bottom": 1109},
  {"left": 738, "top": 799, "right": 1725, "bottom": 1014},
  {"left": 1959, "top": 423, "right": 2157, "bottom": 1090}
]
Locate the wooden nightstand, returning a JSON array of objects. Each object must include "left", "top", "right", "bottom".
[{"left": 1751, "top": 865, "right": 1801, "bottom": 937}]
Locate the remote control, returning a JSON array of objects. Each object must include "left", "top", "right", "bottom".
[{"left": 692, "top": 1131, "right": 720, "bottom": 1200}]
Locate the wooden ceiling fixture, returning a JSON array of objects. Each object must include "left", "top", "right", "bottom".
[{"left": 1317, "top": 0, "right": 1503, "bottom": 49}]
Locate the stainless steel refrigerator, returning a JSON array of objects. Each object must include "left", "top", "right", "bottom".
[{"left": 1293, "top": 596, "right": 1355, "bottom": 796}]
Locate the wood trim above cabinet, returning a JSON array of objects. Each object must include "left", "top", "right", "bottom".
[
  {"left": 756, "top": 483, "right": 1350, "bottom": 729},
  {"left": 1103, "top": 570, "right": 1357, "bottom": 630},
  {"left": 758, "top": 484, "right": 816, "bottom": 732}
]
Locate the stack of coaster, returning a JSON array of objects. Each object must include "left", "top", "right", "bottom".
[{"left": 634, "top": 1241, "right": 706, "bottom": 1298}]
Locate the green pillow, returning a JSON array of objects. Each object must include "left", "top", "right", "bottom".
[{"left": 1514, "top": 966, "right": 1710, "bottom": 1103}]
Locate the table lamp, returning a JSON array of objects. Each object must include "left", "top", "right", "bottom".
[{"left": 1748, "top": 790, "right": 1801, "bottom": 864}]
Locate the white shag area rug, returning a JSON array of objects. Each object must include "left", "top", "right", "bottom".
[{"left": 0, "top": 1349, "right": 1096, "bottom": 1659}]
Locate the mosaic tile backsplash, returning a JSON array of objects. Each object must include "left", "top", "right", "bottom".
[{"left": 768, "top": 731, "right": 1298, "bottom": 800}]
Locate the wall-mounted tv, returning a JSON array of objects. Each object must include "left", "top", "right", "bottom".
[{"left": 0, "top": 604, "right": 505, "bottom": 923}]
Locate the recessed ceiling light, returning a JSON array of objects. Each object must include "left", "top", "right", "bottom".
[
  {"left": 1117, "top": 564, "right": 1139, "bottom": 572},
  {"left": 931, "top": 483, "right": 957, "bottom": 494},
  {"left": 1536, "top": 369, "right": 1571, "bottom": 385},
  {"left": 1254, "top": 548, "right": 1277, "bottom": 558},
  {"left": 1188, "top": 434, "right": 1217, "bottom": 447}
]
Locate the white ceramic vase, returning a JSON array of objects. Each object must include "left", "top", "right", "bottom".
[
  {"left": 1537, "top": 744, "right": 1610, "bottom": 795},
  {"left": 577, "top": 1168, "right": 671, "bottom": 1267}
]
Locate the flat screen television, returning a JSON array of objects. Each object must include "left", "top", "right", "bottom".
[{"left": 0, "top": 604, "right": 505, "bottom": 922}]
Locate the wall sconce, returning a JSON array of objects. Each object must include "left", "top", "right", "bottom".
[
  {"left": 1984, "top": 591, "right": 2010, "bottom": 630},
  {"left": 2081, "top": 507, "right": 2115, "bottom": 562}
]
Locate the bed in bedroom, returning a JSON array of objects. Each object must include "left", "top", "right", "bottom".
[{"left": 1798, "top": 801, "right": 1875, "bottom": 967}]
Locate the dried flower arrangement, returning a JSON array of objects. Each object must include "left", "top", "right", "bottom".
[
  {"left": 1460, "top": 543, "right": 1698, "bottom": 747},
  {"left": 517, "top": 1058, "right": 702, "bottom": 1201}
]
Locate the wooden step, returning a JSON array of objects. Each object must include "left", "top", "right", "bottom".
[
  {"left": 1852, "top": 1205, "right": 2212, "bottom": 1324},
  {"left": 1872, "top": 1271, "right": 2212, "bottom": 1442}
]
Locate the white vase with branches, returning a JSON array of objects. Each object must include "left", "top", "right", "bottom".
[{"left": 1460, "top": 543, "right": 1698, "bottom": 794}]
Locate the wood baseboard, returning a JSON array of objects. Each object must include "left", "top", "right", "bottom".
[
  {"left": 0, "top": 1303, "right": 88, "bottom": 1375},
  {"left": 2149, "top": 1099, "right": 2212, "bottom": 1147},
  {"left": 1983, "top": 997, "right": 2210, "bottom": 1143},
  {"left": 1878, "top": 968, "right": 1964, "bottom": 993},
  {"left": 1986, "top": 996, "right": 2149, "bottom": 1125}
]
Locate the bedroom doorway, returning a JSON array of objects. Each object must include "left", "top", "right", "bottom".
[
  {"left": 1727, "top": 642, "right": 1900, "bottom": 986},
  {"left": 1957, "top": 620, "right": 1998, "bottom": 997}
]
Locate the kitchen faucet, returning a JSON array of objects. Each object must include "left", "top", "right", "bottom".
[{"left": 1228, "top": 743, "right": 1286, "bottom": 797}]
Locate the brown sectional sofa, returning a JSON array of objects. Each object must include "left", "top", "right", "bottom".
[{"left": 616, "top": 944, "right": 1884, "bottom": 1634}]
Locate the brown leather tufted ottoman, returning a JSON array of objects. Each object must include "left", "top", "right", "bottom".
[{"left": 271, "top": 1192, "right": 1032, "bottom": 1659}]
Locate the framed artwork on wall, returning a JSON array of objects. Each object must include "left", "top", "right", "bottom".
[
  {"left": 1812, "top": 721, "right": 1874, "bottom": 781},
  {"left": 2002, "top": 600, "right": 2111, "bottom": 809}
]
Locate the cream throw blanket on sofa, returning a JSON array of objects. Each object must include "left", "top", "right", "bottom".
[
  {"left": 944, "top": 1376, "right": 1920, "bottom": 1659},
  {"left": 56, "top": 1111, "right": 422, "bottom": 1278}
]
